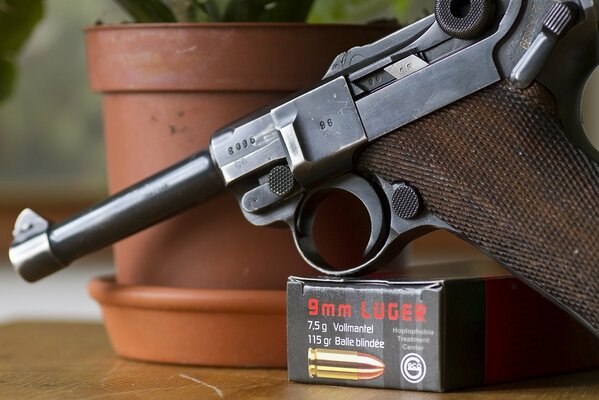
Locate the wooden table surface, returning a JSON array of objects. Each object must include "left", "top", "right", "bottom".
[{"left": 0, "top": 322, "right": 596, "bottom": 400}]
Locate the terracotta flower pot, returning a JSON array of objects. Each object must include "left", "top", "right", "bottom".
[
  {"left": 85, "top": 23, "right": 395, "bottom": 366},
  {"left": 86, "top": 23, "right": 394, "bottom": 290}
]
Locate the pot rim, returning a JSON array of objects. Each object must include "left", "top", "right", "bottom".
[
  {"left": 88, "top": 276, "right": 286, "bottom": 314},
  {"left": 84, "top": 22, "right": 398, "bottom": 33}
]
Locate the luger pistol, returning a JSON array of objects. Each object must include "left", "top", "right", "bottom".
[{"left": 9, "top": 0, "right": 599, "bottom": 335}]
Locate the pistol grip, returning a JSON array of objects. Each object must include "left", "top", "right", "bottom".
[{"left": 359, "top": 81, "right": 599, "bottom": 335}]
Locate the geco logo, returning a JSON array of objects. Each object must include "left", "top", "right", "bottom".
[{"left": 400, "top": 353, "right": 426, "bottom": 383}]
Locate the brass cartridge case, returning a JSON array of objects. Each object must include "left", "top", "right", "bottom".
[{"left": 308, "top": 348, "right": 385, "bottom": 380}]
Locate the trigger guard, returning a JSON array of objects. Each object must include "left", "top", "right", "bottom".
[{"left": 291, "top": 174, "right": 390, "bottom": 275}]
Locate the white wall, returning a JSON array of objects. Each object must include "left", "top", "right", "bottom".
[{"left": 0, "top": 261, "right": 111, "bottom": 323}]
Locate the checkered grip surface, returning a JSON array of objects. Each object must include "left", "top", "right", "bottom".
[{"left": 358, "top": 81, "right": 599, "bottom": 334}]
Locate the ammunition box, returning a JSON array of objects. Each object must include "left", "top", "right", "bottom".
[{"left": 287, "top": 261, "right": 599, "bottom": 392}]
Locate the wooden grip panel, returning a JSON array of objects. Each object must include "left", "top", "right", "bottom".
[{"left": 359, "top": 81, "right": 599, "bottom": 334}]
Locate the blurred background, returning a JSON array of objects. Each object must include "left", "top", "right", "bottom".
[{"left": 0, "top": 0, "right": 597, "bottom": 323}]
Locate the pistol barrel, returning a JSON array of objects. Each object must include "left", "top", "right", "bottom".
[{"left": 10, "top": 150, "right": 224, "bottom": 282}]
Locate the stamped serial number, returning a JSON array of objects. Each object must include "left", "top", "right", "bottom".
[
  {"left": 228, "top": 136, "right": 256, "bottom": 155},
  {"left": 320, "top": 118, "right": 334, "bottom": 130}
]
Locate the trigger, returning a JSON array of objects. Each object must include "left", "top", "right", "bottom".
[{"left": 360, "top": 189, "right": 384, "bottom": 260}]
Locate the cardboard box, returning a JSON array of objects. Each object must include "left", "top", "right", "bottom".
[{"left": 287, "top": 261, "right": 598, "bottom": 392}]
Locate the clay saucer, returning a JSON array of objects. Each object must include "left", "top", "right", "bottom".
[{"left": 88, "top": 276, "right": 287, "bottom": 367}]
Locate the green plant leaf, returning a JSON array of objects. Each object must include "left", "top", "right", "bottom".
[
  {"left": 0, "top": 57, "right": 15, "bottom": 101},
  {"left": 223, "top": 0, "right": 314, "bottom": 22},
  {"left": 115, "top": 0, "right": 177, "bottom": 22},
  {"left": 167, "top": 0, "right": 197, "bottom": 22},
  {"left": 308, "top": 0, "right": 392, "bottom": 24},
  {"left": 197, "top": 0, "right": 230, "bottom": 22},
  {"left": 308, "top": 0, "right": 428, "bottom": 24},
  {"left": 0, "top": 0, "right": 43, "bottom": 55},
  {"left": 166, "top": 0, "right": 222, "bottom": 22},
  {"left": 389, "top": 0, "right": 433, "bottom": 24},
  {"left": 0, "top": 0, "right": 43, "bottom": 102}
]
